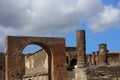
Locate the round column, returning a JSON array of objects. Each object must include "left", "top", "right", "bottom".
[
  {"left": 76, "top": 30, "right": 86, "bottom": 67},
  {"left": 98, "top": 44, "right": 108, "bottom": 65}
]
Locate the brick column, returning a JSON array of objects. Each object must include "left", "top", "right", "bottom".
[
  {"left": 98, "top": 44, "right": 108, "bottom": 65},
  {"left": 92, "top": 52, "right": 96, "bottom": 65},
  {"left": 76, "top": 30, "right": 86, "bottom": 67}
]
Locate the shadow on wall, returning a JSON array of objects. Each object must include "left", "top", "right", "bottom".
[{"left": 67, "top": 59, "right": 77, "bottom": 71}]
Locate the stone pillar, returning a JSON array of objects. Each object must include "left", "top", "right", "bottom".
[
  {"left": 98, "top": 44, "right": 108, "bottom": 65},
  {"left": 75, "top": 30, "right": 87, "bottom": 80},
  {"left": 87, "top": 54, "right": 91, "bottom": 66},
  {"left": 96, "top": 51, "right": 99, "bottom": 65},
  {"left": 76, "top": 30, "right": 86, "bottom": 67},
  {"left": 91, "top": 52, "right": 96, "bottom": 65}
]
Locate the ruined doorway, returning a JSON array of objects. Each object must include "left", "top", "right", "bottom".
[
  {"left": 22, "top": 44, "right": 49, "bottom": 80},
  {"left": 5, "top": 36, "right": 66, "bottom": 80}
]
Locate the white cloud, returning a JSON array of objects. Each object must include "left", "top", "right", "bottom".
[
  {"left": 87, "top": 5, "right": 120, "bottom": 32},
  {"left": 0, "top": 0, "right": 104, "bottom": 35},
  {"left": 100, "top": 6, "right": 120, "bottom": 24},
  {"left": 0, "top": 25, "right": 20, "bottom": 51},
  {"left": 0, "top": 0, "right": 120, "bottom": 51}
]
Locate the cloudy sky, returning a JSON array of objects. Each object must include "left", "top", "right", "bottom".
[{"left": 0, "top": 0, "right": 120, "bottom": 53}]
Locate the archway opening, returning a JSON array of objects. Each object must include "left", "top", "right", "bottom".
[
  {"left": 22, "top": 44, "right": 49, "bottom": 80},
  {"left": 67, "top": 59, "right": 77, "bottom": 71},
  {"left": 23, "top": 44, "right": 42, "bottom": 54}
]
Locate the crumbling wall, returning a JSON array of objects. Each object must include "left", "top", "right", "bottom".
[
  {"left": 107, "top": 52, "right": 120, "bottom": 66},
  {"left": 5, "top": 36, "right": 67, "bottom": 80},
  {"left": 0, "top": 52, "right": 5, "bottom": 80},
  {"left": 86, "top": 52, "right": 120, "bottom": 66},
  {"left": 23, "top": 74, "right": 48, "bottom": 80},
  {"left": 24, "top": 49, "right": 48, "bottom": 75},
  {"left": 66, "top": 47, "right": 77, "bottom": 70},
  {"left": 23, "top": 49, "right": 48, "bottom": 80},
  {"left": 87, "top": 66, "right": 120, "bottom": 80}
]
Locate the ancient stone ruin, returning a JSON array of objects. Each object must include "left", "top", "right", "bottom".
[{"left": 0, "top": 30, "right": 120, "bottom": 80}]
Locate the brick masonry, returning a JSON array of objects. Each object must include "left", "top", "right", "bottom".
[{"left": 5, "top": 36, "right": 66, "bottom": 80}]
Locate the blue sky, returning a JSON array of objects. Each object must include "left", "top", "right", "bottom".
[
  {"left": 67, "top": 0, "right": 120, "bottom": 53},
  {"left": 0, "top": 0, "right": 120, "bottom": 54},
  {"left": 103, "top": 0, "right": 119, "bottom": 7},
  {"left": 66, "top": 0, "right": 120, "bottom": 53},
  {"left": 23, "top": 20, "right": 120, "bottom": 54},
  {"left": 66, "top": 21, "right": 120, "bottom": 54}
]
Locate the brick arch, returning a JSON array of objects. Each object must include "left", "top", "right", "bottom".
[
  {"left": 5, "top": 36, "right": 66, "bottom": 80},
  {"left": 22, "top": 43, "right": 52, "bottom": 80}
]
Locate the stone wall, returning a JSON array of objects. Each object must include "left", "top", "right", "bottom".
[
  {"left": 23, "top": 49, "right": 48, "bottom": 80},
  {"left": 67, "top": 71, "right": 75, "bottom": 80},
  {"left": 0, "top": 52, "right": 5, "bottom": 80},
  {"left": 66, "top": 47, "right": 77, "bottom": 60},
  {"left": 5, "top": 36, "right": 66, "bottom": 80},
  {"left": 107, "top": 52, "right": 120, "bottom": 66},
  {"left": 66, "top": 47, "right": 120, "bottom": 80},
  {"left": 86, "top": 66, "right": 120, "bottom": 80},
  {"left": 86, "top": 52, "right": 120, "bottom": 66},
  {"left": 23, "top": 75, "right": 48, "bottom": 80},
  {"left": 66, "top": 47, "right": 77, "bottom": 70}
]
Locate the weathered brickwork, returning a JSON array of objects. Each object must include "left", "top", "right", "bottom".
[
  {"left": 75, "top": 30, "right": 87, "bottom": 80},
  {"left": 87, "top": 66, "right": 120, "bottom": 80},
  {"left": 91, "top": 52, "right": 96, "bottom": 65},
  {"left": 0, "top": 52, "right": 5, "bottom": 79},
  {"left": 5, "top": 36, "right": 66, "bottom": 80},
  {"left": 66, "top": 47, "right": 77, "bottom": 70},
  {"left": 98, "top": 44, "right": 108, "bottom": 65},
  {"left": 23, "top": 49, "right": 48, "bottom": 80},
  {"left": 87, "top": 54, "right": 92, "bottom": 65},
  {"left": 76, "top": 30, "right": 86, "bottom": 67},
  {"left": 107, "top": 52, "right": 120, "bottom": 66}
]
